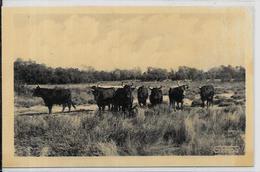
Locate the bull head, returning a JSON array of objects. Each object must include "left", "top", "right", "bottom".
[{"left": 33, "top": 85, "right": 41, "bottom": 96}]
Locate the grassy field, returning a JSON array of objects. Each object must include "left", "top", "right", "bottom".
[{"left": 14, "top": 80, "right": 246, "bottom": 156}]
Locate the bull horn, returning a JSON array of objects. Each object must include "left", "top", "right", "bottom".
[
  {"left": 149, "top": 87, "right": 153, "bottom": 90},
  {"left": 177, "top": 81, "right": 180, "bottom": 86},
  {"left": 158, "top": 86, "right": 162, "bottom": 89}
]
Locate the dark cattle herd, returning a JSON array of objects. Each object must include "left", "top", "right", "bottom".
[{"left": 33, "top": 83, "right": 215, "bottom": 114}]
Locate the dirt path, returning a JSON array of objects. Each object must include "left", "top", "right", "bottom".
[{"left": 15, "top": 104, "right": 96, "bottom": 116}]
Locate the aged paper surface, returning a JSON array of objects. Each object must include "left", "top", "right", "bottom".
[{"left": 2, "top": 7, "right": 253, "bottom": 167}]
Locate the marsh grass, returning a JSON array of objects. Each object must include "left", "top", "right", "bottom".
[{"left": 15, "top": 104, "right": 245, "bottom": 156}]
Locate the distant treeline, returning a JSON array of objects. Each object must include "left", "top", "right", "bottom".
[{"left": 14, "top": 58, "right": 245, "bottom": 85}]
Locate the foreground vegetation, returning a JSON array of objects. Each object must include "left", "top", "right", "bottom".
[{"left": 15, "top": 104, "right": 245, "bottom": 156}]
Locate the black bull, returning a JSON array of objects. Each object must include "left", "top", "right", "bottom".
[
  {"left": 200, "top": 85, "right": 214, "bottom": 108},
  {"left": 33, "top": 86, "right": 76, "bottom": 114},
  {"left": 149, "top": 87, "right": 163, "bottom": 106},
  {"left": 169, "top": 85, "right": 189, "bottom": 110},
  {"left": 91, "top": 86, "right": 115, "bottom": 110},
  {"left": 113, "top": 85, "right": 135, "bottom": 111},
  {"left": 137, "top": 86, "right": 148, "bottom": 106}
]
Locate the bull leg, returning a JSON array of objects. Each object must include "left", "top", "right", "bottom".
[
  {"left": 112, "top": 104, "right": 115, "bottom": 110},
  {"left": 62, "top": 104, "right": 66, "bottom": 112},
  {"left": 48, "top": 105, "right": 53, "bottom": 114},
  {"left": 208, "top": 100, "right": 210, "bottom": 108},
  {"left": 181, "top": 101, "right": 184, "bottom": 110},
  {"left": 114, "top": 105, "right": 117, "bottom": 111},
  {"left": 69, "top": 100, "right": 76, "bottom": 109},
  {"left": 177, "top": 102, "right": 180, "bottom": 110},
  {"left": 173, "top": 101, "right": 176, "bottom": 111},
  {"left": 68, "top": 103, "right": 71, "bottom": 112},
  {"left": 72, "top": 101, "right": 76, "bottom": 109},
  {"left": 201, "top": 101, "right": 205, "bottom": 108},
  {"left": 128, "top": 104, "right": 132, "bottom": 111},
  {"left": 111, "top": 104, "right": 115, "bottom": 111}
]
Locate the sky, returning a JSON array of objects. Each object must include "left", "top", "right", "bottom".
[{"left": 7, "top": 7, "right": 251, "bottom": 71}]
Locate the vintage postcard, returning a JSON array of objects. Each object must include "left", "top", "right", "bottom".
[{"left": 2, "top": 6, "right": 253, "bottom": 167}]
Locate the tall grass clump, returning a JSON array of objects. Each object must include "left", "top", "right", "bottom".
[{"left": 180, "top": 106, "right": 245, "bottom": 155}]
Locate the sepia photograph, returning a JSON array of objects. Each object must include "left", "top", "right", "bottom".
[{"left": 2, "top": 6, "right": 253, "bottom": 167}]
